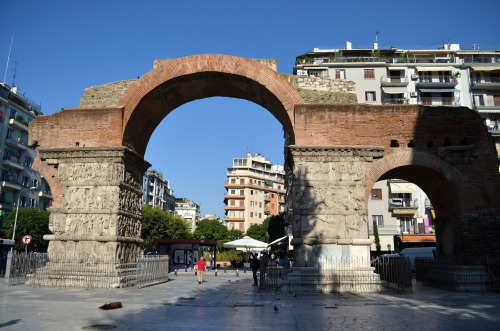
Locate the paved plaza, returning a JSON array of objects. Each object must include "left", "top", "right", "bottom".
[{"left": 1, "top": 270, "right": 500, "bottom": 330}]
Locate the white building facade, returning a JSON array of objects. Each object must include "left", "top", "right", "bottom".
[
  {"left": 175, "top": 198, "right": 201, "bottom": 232},
  {"left": 142, "top": 172, "right": 176, "bottom": 213}
]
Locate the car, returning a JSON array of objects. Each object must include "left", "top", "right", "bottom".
[{"left": 399, "top": 247, "right": 436, "bottom": 271}]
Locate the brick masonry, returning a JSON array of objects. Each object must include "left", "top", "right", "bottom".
[{"left": 28, "top": 54, "right": 500, "bottom": 273}]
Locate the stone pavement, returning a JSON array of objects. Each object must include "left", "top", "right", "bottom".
[{"left": 1, "top": 269, "right": 500, "bottom": 330}]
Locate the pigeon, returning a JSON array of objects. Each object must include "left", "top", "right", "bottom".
[{"left": 274, "top": 305, "right": 279, "bottom": 312}]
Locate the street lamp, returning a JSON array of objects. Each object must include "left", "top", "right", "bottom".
[{"left": 11, "top": 186, "right": 37, "bottom": 248}]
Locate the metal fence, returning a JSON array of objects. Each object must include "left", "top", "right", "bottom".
[
  {"left": 5, "top": 252, "right": 169, "bottom": 288},
  {"left": 260, "top": 257, "right": 410, "bottom": 294},
  {"left": 416, "top": 256, "right": 500, "bottom": 292}
]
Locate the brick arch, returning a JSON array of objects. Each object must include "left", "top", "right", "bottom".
[
  {"left": 117, "top": 54, "right": 304, "bottom": 156},
  {"left": 366, "top": 150, "right": 487, "bottom": 215}
]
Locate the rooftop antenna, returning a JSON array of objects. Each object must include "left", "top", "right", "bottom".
[
  {"left": 3, "top": 35, "right": 14, "bottom": 84},
  {"left": 376, "top": 31, "right": 379, "bottom": 44},
  {"left": 11, "top": 61, "right": 18, "bottom": 86}
]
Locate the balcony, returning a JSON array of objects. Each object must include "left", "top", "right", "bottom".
[
  {"left": 1, "top": 180, "right": 22, "bottom": 191},
  {"left": 475, "top": 105, "right": 500, "bottom": 113},
  {"left": 471, "top": 79, "right": 500, "bottom": 90},
  {"left": 418, "top": 97, "right": 459, "bottom": 106},
  {"left": 0, "top": 201, "right": 13, "bottom": 211},
  {"left": 382, "top": 98, "right": 410, "bottom": 105},
  {"left": 2, "top": 158, "right": 24, "bottom": 170},
  {"left": 5, "top": 137, "right": 28, "bottom": 151},
  {"left": 8, "top": 118, "right": 29, "bottom": 132},
  {"left": 380, "top": 75, "right": 409, "bottom": 87},
  {"left": 39, "top": 191, "right": 53, "bottom": 199},
  {"left": 416, "top": 77, "right": 458, "bottom": 89}
]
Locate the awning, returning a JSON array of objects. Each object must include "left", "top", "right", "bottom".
[
  {"left": 416, "top": 66, "right": 454, "bottom": 71},
  {"left": 388, "top": 67, "right": 406, "bottom": 71},
  {"left": 470, "top": 66, "right": 500, "bottom": 71},
  {"left": 390, "top": 182, "right": 417, "bottom": 194},
  {"left": 419, "top": 89, "right": 458, "bottom": 93},
  {"left": 306, "top": 67, "right": 328, "bottom": 70},
  {"left": 393, "top": 209, "right": 418, "bottom": 215},
  {"left": 267, "top": 236, "right": 288, "bottom": 246},
  {"left": 395, "top": 235, "right": 436, "bottom": 242},
  {"left": 382, "top": 87, "right": 407, "bottom": 94},
  {"left": 478, "top": 109, "right": 500, "bottom": 113}
]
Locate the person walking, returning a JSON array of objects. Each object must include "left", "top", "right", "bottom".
[
  {"left": 196, "top": 256, "right": 206, "bottom": 284},
  {"left": 250, "top": 252, "right": 260, "bottom": 286}
]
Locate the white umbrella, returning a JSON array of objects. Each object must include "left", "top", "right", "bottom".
[{"left": 223, "top": 236, "right": 268, "bottom": 250}]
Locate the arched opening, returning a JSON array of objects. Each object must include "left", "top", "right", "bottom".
[{"left": 369, "top": 164, "right": 461, "bottom": 257}]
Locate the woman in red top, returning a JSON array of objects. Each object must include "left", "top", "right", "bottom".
[{"left": 196, "top": 257, "right": 207, "bottom": 284}]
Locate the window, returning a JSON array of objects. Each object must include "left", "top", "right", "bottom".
[
  {"left": 9, "top": 109, "right": 17, "bottom": 120},
  {"left": 233, "top": 158, "right": 247, "bottom": 167},
  {"left": 250, "top": 190, "right": 253, "bottom": 195},
  {"left": 259, "top": 213, "right": 262, "bottom": 218},
  {"left": 230, "top": 189, "right": 235, "bottom": 195},
  {"left": 30, "top": 199, "right": 36, "bottom": 207},
  {"left": 250, "top": 212, "right": 253, "bottom": 217},
  {"left": 239, "top": 200, "right": 244, "bottom": 207},
  {"left": 32, "top": 179, "right": 39, "bottom": 189},
  {"left": 494, "top": 95, "right": 500, "bottom": 106},
  {"left": 364, "top": 69, "right": 375, "bottom": 79},
  {"left": 25, "top": 157, "right": 32, "bottom": 168},
  {"left": 400, "top": 216, "right": 412, "bottom": 233},
  {"left": 335, "top": 69, "right": 345, "bottom": 79},
  {"left": 240, "top": 179, "right": 244, "bottom": 184},
  {"left": 259, "top": 202, "right": 262, "bottom": 208},
  {"left": 20, "top": 196, "right": 27, "bottom": 207},
  {"left": 239, "top": 223, "right": 244, "bottom": 230},
  {"left": 371, "top": 189, "right": 382, "bottom": 200},
  {"left": 473, "top": 95, "right": 484, "bottom": 107},
  {"left": 365, "top": 91, "right": 376, "bottom": 102},
  {"left": 230, "top": 199, "right": 235, "bottom": 206},
  {"left": 239, "top": 211, "right": 244, "bottom": 218},
  {"left": 239, "top": 189, "right": 244, "bottom": 195},
  {"left": 231, "top": 178, "right": 236, "bottom": 184},
  {"left": 22, "top": 176, "right": 29, "bottom": 187},
  {"left": 372, "top": 215, "right": 383, "bottom": 226},
  {"left": 230, "top": 211, "right": 235, "bottom": 217}
]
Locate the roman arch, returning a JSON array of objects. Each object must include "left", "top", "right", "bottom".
[{"left": 27, "top": 55, "right": 500, "bottom": 287}]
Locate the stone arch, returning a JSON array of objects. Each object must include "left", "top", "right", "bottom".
[{"left": 117, "top": 54, "right": 304, "bottom": 156}]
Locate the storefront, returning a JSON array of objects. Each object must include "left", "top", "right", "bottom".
[{"left": 154, "top": 239, "right": 218, "bottom": 271}]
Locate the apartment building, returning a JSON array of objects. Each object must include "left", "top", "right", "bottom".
[
  {"left": 368, "top": 180, "right": 434, "bottom": 253},
  {"left": 142, "top": 172, "right": 176, "bottom": 213},
  {"left": 224, "top": 153, "right": 285, "bottom": 232},
  {"left": 174, "top": 198, "right": 200, "bottom": 232},
  {"left": 0, "top": 83, "right": 52, "bottom": 227},
  {"left": 294, "top": 42, "right": 500, "bottom": 162}
]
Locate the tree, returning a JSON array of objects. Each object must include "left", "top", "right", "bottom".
[
  {"left": 148, "top": 169, "right": 163, "bottom": 179},
  {"left": 267, "top": 212, "right": 285, "bottom": 242},
  {"left": 3, "top": 208, "right": 50, "bottom": 252},
  {"left": 141, "top": 205, "right": 191, "bottom": 250},
  {"left": 193, "top": 219, "right": 228, "bottom": 241},
  {"left": 245, "top": 219, "right": 269, "bottom": 242},
  {"left": 373, "top": 220, "right": 381, "bottom": 256}
]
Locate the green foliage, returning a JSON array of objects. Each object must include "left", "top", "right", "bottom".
[
  {"left": 373, "top": 220, "right": 381, "bottom": 256},
  {"left": 245, "top": 218, "right": 269, "bottom": 242},
  {"left": 148, "top": 169, "right": 163, "bottom": 179},
  {"left": 194, "top": 219, "right": 228, "bottom": 241},
  {"left": 216, "top": 249, "right": 246, "bottom": 263},
  {"left": 4, "top": 208, "right": 50, "bottom": 252},
  {"left": 267, "top": 212, "right": 285, "bottom": 242},
  {"left": 141, "top": 205, "right": 191, "bottom": 250}
]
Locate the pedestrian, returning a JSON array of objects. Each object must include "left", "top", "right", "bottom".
[
  {"left": 250, "top": 252, "right": 260, "bottom": 286},
  {"left": 196, "top": 256, "right": 206, "bottom": 284}
]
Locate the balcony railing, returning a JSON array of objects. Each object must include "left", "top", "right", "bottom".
[
  {"left": 418, "top": 97, "right": 459, "bottom": 106},
  {"left": 5, "top": 137, "right": 28, "bottom": 150},
  {"left": 380, "top": 75, "right": 409, "bottom": 86},
  {"left": 389, "top": 198, "right": 418, "bottom": 209},
  {"left": 382, "top": 98, "right": 410, "bottom": 105},
  {"left": 8, "top": 118, "right": 29, "bottom": 132}
]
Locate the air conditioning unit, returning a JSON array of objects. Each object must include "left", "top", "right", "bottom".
[
  {"left": 411, "top": 74, "right": 418, "bottom": 79},
  {"left": 410, "top": 92, "right": 417, "bottom": 97}
]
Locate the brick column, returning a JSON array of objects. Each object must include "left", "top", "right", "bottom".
[
  {"left": 288, "top": 145, "right": 384, "bottom": 267},
  {"left": 27, "top": 147, "right": 149, "bottom": 288}
]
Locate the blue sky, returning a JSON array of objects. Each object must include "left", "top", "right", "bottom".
[{"left": 1, "top": 0, "right": 499, "bottom": 217}]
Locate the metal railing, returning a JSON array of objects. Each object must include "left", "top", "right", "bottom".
[
  {"left": 5, "top": 252, "right": 169, "bottom": 288},
  {"left": 416, "top": 256, "right": 500, "bottom": 292},
  {"left": 260, "top": 257, "right": 409, "bottom": 294}
]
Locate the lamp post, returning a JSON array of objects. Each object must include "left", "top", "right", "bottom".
[
  {"left": 5, "top": 186, "right": 37, "bottom": 282},
  {"left": 11, "top": 186, "right": 37, "bottom": 249}
]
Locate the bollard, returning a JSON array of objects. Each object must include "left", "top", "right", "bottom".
[
  {"left": 224, "top": 267, "right": 227, "bottom": 273},
  {"left": 185, "top": 266, "right": 188, "bottom": 272},
  {"left": 244, "top": 267, "right": 246, "bottom": 273},
  {"left": 175, "top": 269, "right": 177, "bottom": 276},
  {"left": 215, "top": 269, "right": 218, "bottom": 277},
  {"left": 236, "top": 269, "right": 239, "bottom": 277}
]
